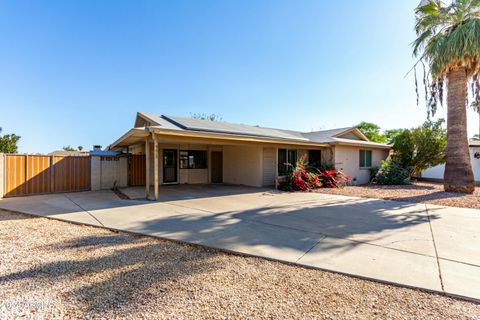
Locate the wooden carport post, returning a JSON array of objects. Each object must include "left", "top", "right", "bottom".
[
  {"left": 145, "top": 138, "right": 150, "bottom": 200},
  {"left": 153, "top": 133, "right": 159, "bottom": 201}
]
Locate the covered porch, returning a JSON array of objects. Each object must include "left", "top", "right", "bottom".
[{"left": 110, "top": 128, "right": 331, "bottom": 200}]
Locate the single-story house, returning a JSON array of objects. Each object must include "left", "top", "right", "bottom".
[
  {"left": 108, "top": 112, "right": 391, "bottom": 199},
  {"left": 422, "top": 139, "right": 480, "bottom": 183}
]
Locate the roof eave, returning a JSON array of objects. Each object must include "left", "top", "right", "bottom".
[
  {"left": 150, "top": 127, "right": 330, "bottom": 147},
  {"left": 329, "top": 140, "right": 391, "bottom": 149},
  {"left": 107, "top": 127, "right": 150, "bottom": 151}
]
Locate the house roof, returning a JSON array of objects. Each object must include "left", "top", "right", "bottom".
[
  {"left": 139, "top": 113, "right": 309, "bottom": 141},
  {"left": 47, "top": 150, "right": 90, "bottom": 156},
  {"left": 108, "top": 112, "right": 391, "bottom": 150}
]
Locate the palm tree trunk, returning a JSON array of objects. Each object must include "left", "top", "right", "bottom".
[{"left": 444, "top": 67, "right": 475, "bottom": 193}]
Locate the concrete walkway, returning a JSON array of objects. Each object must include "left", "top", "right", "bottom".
[{"left": 1, "top": 185, "right": 479, "bottom": 302}]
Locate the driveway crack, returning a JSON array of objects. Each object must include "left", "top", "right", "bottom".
[
  {"left": 295, "top": 235, "right": 326, "bottom": 263},
  {"left": 63, "top": 193, "right": 105, "bottom": 227},
  {"left": 425, "top": 203, "right": 444, "bottom": 292}
]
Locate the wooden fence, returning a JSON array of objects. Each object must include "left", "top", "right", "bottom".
[
  {"left": 128, "top": 154, "right": 146, "bottom": 186},
  {"left": 3, "top": 154, "right": 91, "bottom": 197}
]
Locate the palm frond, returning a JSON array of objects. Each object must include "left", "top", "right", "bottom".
[{"left": 412, "top": 0, "right": 480, "bottom": 116}]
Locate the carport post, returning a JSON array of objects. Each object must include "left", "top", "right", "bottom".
[
  {"left": 145, "top": 139, "right": 150, "bottom": 199},
  {"left": 153, "top": 134, "right": 159, "bottom": 200}
]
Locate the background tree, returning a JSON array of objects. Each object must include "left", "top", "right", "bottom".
[
  {"left": 473, "top": 134, "right": 480, "bottom": 141},
  {"left": 391, "top": 119, "right": 446, "bottom": 175},
  {"left": 384, "top": 128, "right": 405, "bottom": 144},
  {"left": 78, "top": 146, "right": 84, "bottom": 151},
  {"left": 373, "top": 119, "right": 447, "bottom": 185},
  {"left": 191, "top": 113, "right": 223, "bottom": 121},
  {"left": 355, "top": 122, "right": 388, "bottom": 143},
  {"left": 62, "top": 146, "right": 75, "bottom": 151},
  {"left": 412, "top": 0, "right": 479, "bottom": 193},
  {"left": 0, "top": 127, "right": 21, "bottom": 153}
]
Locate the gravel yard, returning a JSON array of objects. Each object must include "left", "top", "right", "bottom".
[
  {"left": 1, "top": 210, "right": 479, "bottom": 319},
  {"left": 315, "top": 182, "right": 480, "bottom": 209}
]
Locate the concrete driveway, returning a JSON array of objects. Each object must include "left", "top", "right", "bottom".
[{"left": 1, "top": 185, "right": 479, "bottom": 302}]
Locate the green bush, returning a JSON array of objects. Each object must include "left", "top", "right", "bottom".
[
  {"left": 372, "top": 160, "right": 411, "bottom": 185},
  {"left": 369, "top": 167, "right": 380, "bottom": 182},
  {"left": 391, "top": 119, "right": 446, "bottom": 175}
]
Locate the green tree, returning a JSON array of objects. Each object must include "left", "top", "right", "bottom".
[
  {"left": 78, "top": 146, "right": 84, "bottom": 151},
  {"left": 191, "top": 113, "right": 223, "bottom": 121},
  {"left": 473, "top": 134, "right": 480, "bottom": 141},
  {"left": 412, "top": 0, "right": 479, "bottom": 193},
  {"left": 62, "top": 146, "right": 75, "bottom": 151},
  {"left": 0, "top": 127, "right": 21, "bottom": 153},
  {"left": 355, "top": 122, "right": 387, "bottom": 143},
  {"left": 384, "top": 129, "right": 405, "bottom": 144},
  {"left": 391, "top": 119, "right": 446, "bottom": 175}
]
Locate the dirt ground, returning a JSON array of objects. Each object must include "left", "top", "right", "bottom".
[
  {"left": 315, "top": 182, "right": 480, "bottom": 209},
  {"left": 1, "top": 209, "right": 479, "bottom": 319}
]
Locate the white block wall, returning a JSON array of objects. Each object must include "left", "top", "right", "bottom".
[
  {"left": 91, "top": 156, "right": 128, "bottom": 191},
  {"left": 422, "top": 146, "right": 480, "bottom": 182}
]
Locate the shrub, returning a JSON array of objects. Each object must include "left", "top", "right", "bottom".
[
  {"left": 279, "top": 156, "right": 321, "bottom": 191},
  {"left": 319, "top": 169, "right": 350, "bottom": 188},
  {"left": 391, "top": 119, "right": 446, "bottom": 175},
  {"left": 308, "top": 161, "right": 335, "bottom": 173},
  {"left": 372, "top": 159, "right": 411, "bottom": 185},
  {"left": 279, "top": 155, "right": 350, "bottom": 191},
  {"left": 369, "top": 166, "right": 379, "bottom": 182}
]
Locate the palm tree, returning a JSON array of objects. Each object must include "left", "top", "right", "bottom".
[{"left": 413, "top": 0, "right": 480, "bottom": 193}]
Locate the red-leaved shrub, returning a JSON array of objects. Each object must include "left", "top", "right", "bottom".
[{"left": 279, "top": 155, "right": 350, "bottom": 192}]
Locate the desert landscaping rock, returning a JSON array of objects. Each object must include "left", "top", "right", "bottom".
[
  {"left": 1, "top": 209, "right": 479, "bottom": 319},
  {"left": 315, "top": 182, "right": 480, "bottom": 209}
]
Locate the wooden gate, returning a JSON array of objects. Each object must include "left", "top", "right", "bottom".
[
  {"left": 3, "top": 154, "right": 91, "bottom": 197},
  {"left": 128, "top": 154, "right": 146, "bottom": 186}
]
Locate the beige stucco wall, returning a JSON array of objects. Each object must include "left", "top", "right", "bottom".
[
  {"left": 91, "top": 156, "right": 128, "bottom": 191},
  {"left": 179, "top": 169, "right": 208, "bottom": 184},
  {"left": 0, "top": 153, "right": 4, "bottom": 198},
  {"left": 223, "top": 145, "right": 263, "bottom": 187},
  {"left": 334, "top": 146, "right": 389, "bottom": 185}
]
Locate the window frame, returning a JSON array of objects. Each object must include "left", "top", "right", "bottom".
[
  {"left": 359, "top": 149, "right": 373, "bottom": 168},
  {"left": 179, "top": 150, "right": 208, "bottom": 169},
  {"left": 278, "top": 148, "right": 298, "bottom": 176}
]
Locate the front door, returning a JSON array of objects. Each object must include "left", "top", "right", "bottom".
[
  {"left": 163, "top": 149, "right": 177, "bottom": 183},
  {"left": 211, "top": 151, "right": 223, "bottom": 183}
]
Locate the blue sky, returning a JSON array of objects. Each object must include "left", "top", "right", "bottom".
[{"left": 0, "top": 0, "right": 478, "bottom": 153}]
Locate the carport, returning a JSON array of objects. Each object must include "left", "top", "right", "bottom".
[{"left": 107, "top": 114, "right": 330, "bottom": 201}]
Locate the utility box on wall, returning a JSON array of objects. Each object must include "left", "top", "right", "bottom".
[{"left": 90, "top": 151, "right": 128, "bottom": 191}]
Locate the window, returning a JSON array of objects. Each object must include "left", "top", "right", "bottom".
[
  {"left": 288, "top": 149, "right": 297, "bottom": 166},
  {"left": 308, "top": 150, "right": 322, "bottom": 168},
  {"left": 180, "top": 150, "right": 207, "bottom": 169},
  {"left": 359, "top": 150, "right": 372, "bottom": 168},
  {"left": 278, "top": 149, "right": 298, "bottom": 175}
]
